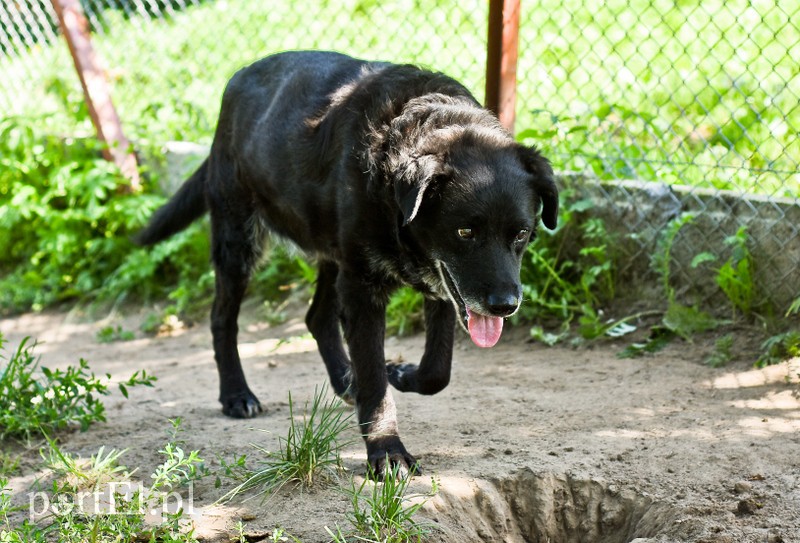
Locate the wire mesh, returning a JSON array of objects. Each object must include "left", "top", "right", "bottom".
[{"left": 1, "top": 0, "right": 798, "bottom": 310}]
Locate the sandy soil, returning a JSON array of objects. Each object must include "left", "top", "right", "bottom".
[{"left": 2, "top": 303, "right": 799, "bottom": 543}]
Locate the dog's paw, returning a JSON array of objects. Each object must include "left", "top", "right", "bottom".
[
  {"left": 367, "top": 440, "right": 420, "bottom": 480},
  {"left": 386, "top": 362, "right": 415, "bottom": 392},
  {"left": 221, "top": 391, "right": 263, "bottom": 419}
]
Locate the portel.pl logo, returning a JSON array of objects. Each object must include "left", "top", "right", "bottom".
[{"left": 28, "top": 481, "right": 195, "bottom": 522}]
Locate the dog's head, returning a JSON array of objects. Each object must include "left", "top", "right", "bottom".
[{"left": 393, "top": 124, "right": 558, "bottom": 348}]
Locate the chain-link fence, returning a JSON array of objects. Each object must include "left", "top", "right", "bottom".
[{"left": 2, "top": 0, "right": 799, "bottom": 311}]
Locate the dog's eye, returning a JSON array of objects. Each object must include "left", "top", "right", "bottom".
[
  {"left": 457, "top": 228, "right": 474, "bottom": 240},
  {"left": 514, "top": 229, "right": 529, "bottom": 244}
]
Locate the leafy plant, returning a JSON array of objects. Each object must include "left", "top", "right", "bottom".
[
  {"left": 617, "top": 326, "right": 675, "bottom": 359},
  {"left": 19, "top": 432, "right": 206, "bottom": 543},
  {"left": 0, "top": 334, "right": 156, "bottom": 441},
  {"left": 220, "top": 386, "right": 353, "bottom": 501},
  {"left": 518, "top": 195, "right": 618, "bottom": 340},
  {"left": 328, "top": 464, "right": 438, "bottom": 543},
  {"left": 756, "top": 331, "right": 800, "bottom": 368},
  {"left": 652, "top": 213, "right": 696, "bottom": 305},
  {"left": 704, "top": 333, "right": 735, "bottom": 368},
  {"left": 96, "top": 325, "right": 135, "bottom": 343},
  {"left": 692, "top": 226, "right": 757, "bottom": 317},
  {"left": 0, "top": 115, "right": 215, "bottom": 316}
]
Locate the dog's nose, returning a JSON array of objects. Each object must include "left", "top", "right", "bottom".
[{"left": 486, "top": 293, "right": 520, "bottom": 317}]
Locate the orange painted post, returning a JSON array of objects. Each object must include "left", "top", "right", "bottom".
[
  {"left": 51, "top": 0, "right": 140, "bottom": 190},
  {"left": 485, "top": 0, "right": 521, "bottom": 133}
]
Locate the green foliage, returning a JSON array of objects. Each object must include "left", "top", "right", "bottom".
[
  {"left": 328, "top": 465, "right": 438, "bottom": 543},
  {"left": 0, "top": 116, "right": 213, "bottom": 316},
  {"left": 386, "top": 288, "right": 425, "bottom": 337},
  {"left": 716, "top": 227, "right": 756, "bottom": 316},
  {"left": 518, "top": 195, "right": 617, "bottom": 339},
  {"left": 786, "top": 297, "right": 800, "bottom": 317},
  {"left": 661, "top": 303, "right": 719, "bottom": 341},
  {"left": 617, "top": 327, "right": 675, "bottom": 359},
  {"left": 0, "top": 334, "right": 155, "bottom": 441},
  {"left": 692, "top": 226, "right": 757, "bottom": 318},
  {"left": 221, "top": 386, "right": 353, "bottom": 502},
  {"left": 617, "top": 214, "right": 723, "bottom": 358},
  {"left": 705, "top": 334, "right": 734, "bottom": 368},
  {"left": 96, "top": 325, "right": 135, "bottom": 343},
  {"left": 756, "top": 331, "right": 800, "bottom": 368},
  {"left": 652, "top": 213, "right": 696, "bottom": 304},
  {"left": 1, "top": 431, "right": 206, "bottom": 543}
]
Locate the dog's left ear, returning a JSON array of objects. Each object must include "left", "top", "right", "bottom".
[
  {"left": 518, "top": 145, "right": 559, "bottom": 230},
  {"left": 395, "top": 154, "right": 448, "bottom": 226}
]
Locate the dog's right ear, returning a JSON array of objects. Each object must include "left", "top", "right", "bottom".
[{"left": 394, "top": 154, "right": 448, "bottom": 225}]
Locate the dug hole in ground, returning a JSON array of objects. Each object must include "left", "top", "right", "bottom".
[{"left": 2, "top": 301, "right": 799, "bottom": 543}]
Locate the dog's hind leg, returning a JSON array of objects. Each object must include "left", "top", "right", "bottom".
[
  {"left": 305, "top": 260, "right": 353, "bottom": 402},
  {"left": 387, "top": 298, "right": 454, "bottom": 395},
  {"left": 208, "top": 157, "right": 263, "bottom": 419}
]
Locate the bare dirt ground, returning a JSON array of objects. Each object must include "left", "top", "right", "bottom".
[{"left": 2, "top": 302, "right": 799, "bottom": 543}]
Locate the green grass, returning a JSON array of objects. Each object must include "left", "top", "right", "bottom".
[
  {"left": 328, "top": 465, "right": 438, "bottom": 543},
  {"left": 220, "top": 386, "right": 354, "bottom": 502}
]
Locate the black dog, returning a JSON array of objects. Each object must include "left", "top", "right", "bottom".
[{"left": 136, "top": 51, "right": 558, "bottom": 475}]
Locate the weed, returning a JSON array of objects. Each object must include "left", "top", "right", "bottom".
[
  {"left": 268, "top": 526, "right": 303, "bottom": 542},
  {"left": 705, "top": 334, "right": 735, "bottom": 368},
  {"left": 617, "top": 326, "right": 675, "bottom": 359},
  {"left": 518, "top": 195, "right": 618, "bottom": 340},
  {"left": 620, "top": 214, "right": 722, "bottom": 358},
  {"left": 653, "top": 213, "right": 696, "bottom": 305},
  {"left": 0, "top": 428, "right": 206, "bottom": 542},
  {"left": 756, "top": 331, "right": 800, "bottom": 367},
  {"left": 328, "top": 464, "right": 438, "bottom": 543},
  {"left": 0, "top": 453, "right": 20, "bottom": 477},
  {"left": 221, "top": 386, "right": 353, "bottom": 501},
  {"left": 786, "top": 297, "right": 800, "bottom": 318},
  {"left": 693, "top": 226, "right": 757, "bottom": 318},
  {"left": 0, "top": 334, "right": 156, "bottom": 440},
  {"left": 214, "top": 453, "right": 249, "bottom": 489},
  {"left": 95, "top": 325, "right": 135, "bottom": 343},
  {"left": 716, "top": 227, "right": 756, "bottom": 316},
  {"left": 42, "top": 441, "right": 131, "bottom": 491}
]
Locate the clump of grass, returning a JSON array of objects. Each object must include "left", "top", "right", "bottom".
[
  {"left": 328, "top": 464, "right": 439, "bottom": 543},
  {"left": 221, "top": 386, "right": 353, "bottom": 501},
  {"left": 42, "top": 442, "right": 131, "bottom": 492},
  {"left": 0, "top": 334, "right": 156, "bottom": 441}
]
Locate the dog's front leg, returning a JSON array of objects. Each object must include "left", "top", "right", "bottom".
[
  {"left": 337, "top": 273, "right": 418, "bottom": 477},
  {"left": 387, "top": 298, "right": 455, "bottom": 395}
]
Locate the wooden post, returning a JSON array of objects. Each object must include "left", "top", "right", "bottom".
[
  {"left": 51, "top": 0, "right": 140, "bottom": 190},
  {"left": 485, "top": 0, "right": 520, "bottom": 134}
]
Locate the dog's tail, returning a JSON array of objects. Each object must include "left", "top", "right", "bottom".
[{"left": 134, "top": 159, "right": 209, "bottom": 246}]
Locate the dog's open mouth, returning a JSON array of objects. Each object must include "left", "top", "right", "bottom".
[{"left": 437, "top": 262, "right": 504, "bottom": 349}]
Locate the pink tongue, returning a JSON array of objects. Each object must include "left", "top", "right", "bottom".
[{"left": 467, "top": 310, "right": 504, "bottom": 348}]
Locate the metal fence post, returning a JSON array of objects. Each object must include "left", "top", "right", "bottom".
[
  {"left": 485, "top": 0, "right": 520, "bottom": 133},
  {"left": 50, "top": 0, "right": 140, "bottom": 190}
]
